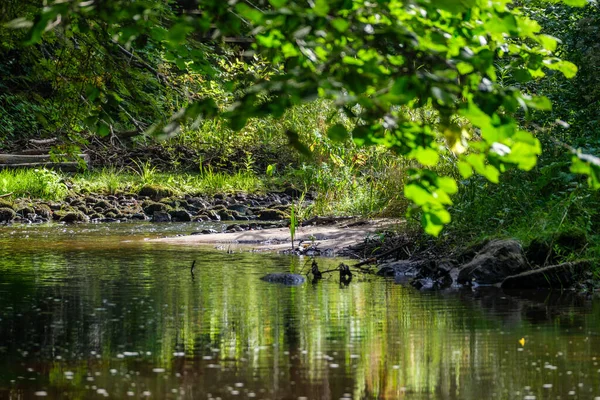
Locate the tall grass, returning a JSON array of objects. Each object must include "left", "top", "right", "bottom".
[
  {"left": 69, "top": 168, "right": 266, "bottom": 197},
  {"left": 0, "top": 168, "right": 68, "bottom": 200}
]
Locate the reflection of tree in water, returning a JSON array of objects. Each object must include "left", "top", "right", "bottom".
[
  {"left": 1, "top": 238, "right": 600, "bottom": 399},
  {"left": 458, "top": 287, "right": 591, "bottom": 327}
]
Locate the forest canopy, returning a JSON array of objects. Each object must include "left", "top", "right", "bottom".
[{"left": 2, "top": 0, "right": 599, "bottom": 234}]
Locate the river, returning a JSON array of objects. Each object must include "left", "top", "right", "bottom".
[{"left": 0, "top": 222, "right": 599, "bottom": 399}]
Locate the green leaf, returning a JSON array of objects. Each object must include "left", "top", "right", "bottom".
[
  {"left": 235, "top": 3, "right": 264, "bottom": 24},
  {"left": 437, "top": 176, "right": 458, "bottom": 195},
  {"left": 331, "top": 18, "right": 350, "bottom": 32},
  {"left": 268, "top": 0, "right": 287, "bottom": 8},
  {"left": 410, "top": 147, "right": 439, "bottom": 166},
  {"left": 167, "top": 22, "right": 193, "bottom": 44},
  {"left": 327, "top": 124, "right": 348, "bottom": 142},
  {"left": 571, "top": 153, "right": 600, "bottom": 189},
  {"left": 421, "top": 209, "right": 451, "bottom": 236},
  {"left": 537, "top": 34, "right": 558, "bottom": 52},
  {"left": 521, "top": 94, "right": 552, "bottom": 111},
  {"left": 457, "top": 161, "right": 473, "bottom": 178},
  {"left": 313, "top": 0, "right": 330, "bottom": 16},
  {"left": 404, "top": 183, "right": 434, "bottom": 207},
  {"left": 97, "top": 122, "right": 111, "bottom": 137},
  {"left": 512, "top": 69, "right": 532, "bottom": 83},
  {"left": 543, "top": 59, "right": 578, "bottom": 79},
  {"left": 466, "top": 153, "right": 500, "bottom": 183}
]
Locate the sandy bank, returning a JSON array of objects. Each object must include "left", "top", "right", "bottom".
[{"left": 151, "top": 219, "right": 403, "bottom": 255}]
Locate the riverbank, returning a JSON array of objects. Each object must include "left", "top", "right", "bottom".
[
  {"left": 153, "top": 218, "right": 403, "bottom": 256},
  {"left": 0, "top": 188, "right": 309, "bottom": 225}
]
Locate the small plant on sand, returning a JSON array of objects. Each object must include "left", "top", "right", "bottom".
[{"left": 289, "top": 204, "right": 297, "bottom": 250}]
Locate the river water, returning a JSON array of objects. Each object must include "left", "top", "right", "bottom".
[{"left": 0, "top": 222, "right": 599, "bottom": 399}]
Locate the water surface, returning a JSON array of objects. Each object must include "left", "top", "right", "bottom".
[{"left": 1, "top": 223, "right": 599, "bottom": 399}]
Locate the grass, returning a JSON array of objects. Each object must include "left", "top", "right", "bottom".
[
  {"left": 0, "top": 168, "right": 68, "bottom": 201},
  {"left": 0, "top": 147, "right": 409, "bottom": 221},
  {"left": 69, "top": 167, "right": 268, "bottom": 197}
]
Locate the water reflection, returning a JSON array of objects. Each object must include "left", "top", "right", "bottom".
[{"left": 0, "top": 223, "right": 599, "bottom": 399}]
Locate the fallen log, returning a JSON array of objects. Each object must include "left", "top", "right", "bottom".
[
  {"left": 0, "top": 162, "right": 85, "bottom": 172},
  {"left": 28, "top": 138, "right": 57, "bottom": 145},
  {"left": 0, "top": 154, "right": 90, "bottom": 164}
]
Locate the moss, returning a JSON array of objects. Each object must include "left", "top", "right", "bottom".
[
  {"left": 55, "top": 210, "right": 89, "bottom": 223},
  {"left": 0, "top": 207, "right": 16, "bottom": 222},
  {"left": 257, "top": 209, "right": 287, "bottom": 221},
  {"left": 34, "top": 204, "right": 52, "bottom": 218},
  {"left": 142, "top": 201, "right": 167, "bottom": 215},
  {"left": 138, "top": 184, "right": 175, "bottom": 200},
  {"left": 0, "top": 199, "right": 14, "bottom": 209}
]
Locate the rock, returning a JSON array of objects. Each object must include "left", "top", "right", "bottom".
[
  {"left": 501, "top": 261, "right": 592, "bottom": 289},
  {"left": 225, "top": 224, "right": 244, "bottom": 232},
  {"left": 227, "top": 204, "right": 249, "bottom": 215},
  {"left": 48, "top": 203, "right": 62, "bottom": 211},
  {"left": 410, "top": 259, "right": 456, "bottom": 291},
  {"left": 0, "top": 207, "right": 16, "bottom": 223},
  {"left": 94, "top": 200, "right": 112, "bottom": 209},
  {"left": 139, "top": 184, "right": 174, "bottom": 200},
  {"left": 457, "top": 239, "right": 528, "bottom": 285},
  {"left": 556, "top": 228, "right": 588, "bottom": 252},
  {"left": 69, "top": 198, "right": 85, "bottom": 207},
  {"left": 200, "top": 229, "right": 219, "bottom": 234},
  {"left": 15, "top": 205, "right": 35, "bottom": 216},
  {"left": 525, "top": 230, "right": 588, "bottom": 267},
  {"left": 169, "top": 209, "right": 192, "bottom": 222},
  {"left": 271, "top": 204, "right": 291, "bottom": 212},
  {"left": 152, "top": 211, "right": 172, "bottom": 222},
  {"left": 218, "top": 210, "right": 234, "bottom": 221},
  {"left": 260, "top": 273, "right": 306, "bottom": 285},
  {"left": 130, "top": 213, "right": 147, "bottom": 220},
  {"left": 59, "top": 211, "right": 89, "bottom": 223},
  {"left": 411, "top": 275, "right": 453, "bottom": 291},
  {"left": 257, "top": 209, "right": 287, "bottom": 221},
  {"left": 34, "top": 204, "right": 52, "bottom": 218},
  {"left": 206, "top": 210, "right": 221, "bottom": 221},
  {"left": 377, "top": 260, "right": 428, "bottom": 277},
  {"left": 284, "top": 187, "right": 302, "bottom": 198},
  {"left": 0, "top": 199, "right": 14, "bottom": 209},
  {"left": 142, "top": 201, "right": 167, "bottom": 216},
  {"left": 525, "top": 238, "right": 553, "bottom": 266}
]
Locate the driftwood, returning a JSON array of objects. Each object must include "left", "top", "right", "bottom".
[
  {"left": 15, "top": 149, "right": 50, "bottom": 155},
  {"left": 0, "top": 162, "right": 84, "bottom": 172},
  {"left": 28, "top": 138, "right": 57, "bottom": 146},
  {"left": 0, "top": 154, "right": 90, "bottom": 164}
]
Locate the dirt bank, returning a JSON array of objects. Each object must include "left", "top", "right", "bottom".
[{"left": 152, "top": 219, "right": 403, "bottom": 255}]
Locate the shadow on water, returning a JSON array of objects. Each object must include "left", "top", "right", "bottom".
[{"left": 0, "top": 222, "right": 600, "bottom": 399}]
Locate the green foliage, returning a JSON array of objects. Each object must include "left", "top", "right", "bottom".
[
  {"left": 4, "top": 0, "right": 598, "bottom": 236},
  {"left": 0, "top": 168, "right": 68, "bottom": 200},
  {"left": 69, "top": 168, "right": 266, "bottom": 197},
  {"left": 289, "top": 204, "right": 296, "bottom": 250}
]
